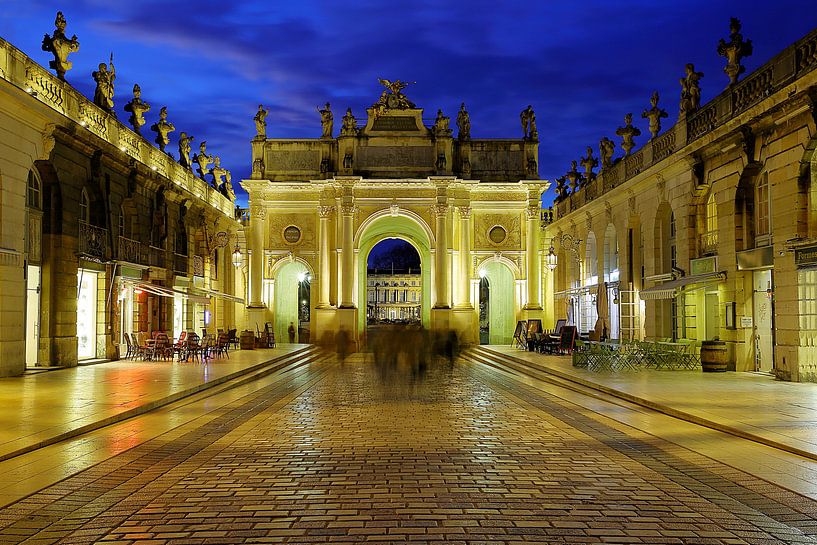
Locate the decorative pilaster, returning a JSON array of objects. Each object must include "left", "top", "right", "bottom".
[
  {"left": 432, "top": 204, "right": 450, "bottom": 309},
  {"left": 456, "top": 206, "right": 472, "bottom": 308},
  {"left": 339, "top": 204, "right": 356, "bottom": 308},
  {"left": 524, "top": 206, "right": 542, "bottom": 310},
  {"left": 317, "top": 206, "right": 334, "bottom": 308},
  {"left": 248, "top": 205, "right": 266, "bottom": 307}
]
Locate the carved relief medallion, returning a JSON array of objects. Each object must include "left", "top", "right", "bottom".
[{"left": 283, "top": 225, "right": 302, "bottom": 244}]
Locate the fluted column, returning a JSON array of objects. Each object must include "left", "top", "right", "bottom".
[
  {"left": 340, "top": 205, "right": 356, "bottom": 308},
  {"left": 524, "top": 206, "right": 542, "bottom": 310},
  {"left": 317, "top": 206, "right": 334, "bottom": 307},
  {"left": 249, "top": 205, "right": 266, "bottom": 307},
  {"left": 456, "top": 206, "right": 472, "bottom": 308},
  {"left": 433, "top": 204, "right": 450, "bottom": 308}
]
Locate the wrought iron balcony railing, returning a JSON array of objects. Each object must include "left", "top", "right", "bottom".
[
  {"left": 117, "top": 236, "right": 145, "bottom": 264},
  {"left": 78, "top": 221, "right": 107, "bottom": 261},
  {"left": 699, "top": 230, "right": 718, "bottom": 256},
  {"left": 149, "top": 246, "right": 166, "bottom": 268},
  {"left": 192, "top": 255, "right": 204, "bottom": 277}
]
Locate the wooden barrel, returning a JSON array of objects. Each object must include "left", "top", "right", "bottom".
[
  {"left": 239, "top": 330, "right": 255, "bottom": 350},
  {"left": 701, "top": 340, "right": 728, "bottom": 372}
]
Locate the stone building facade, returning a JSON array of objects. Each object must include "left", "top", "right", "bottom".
[
  {"left": 243, "top": 89, "right": 548, "bottom": 348},
  {"left": 366, "top": 271, "right": 422, "bottom": 323},
  {"left": 543, "top": 24, "right": 817, "bottom": 381},
  {"left": 0, "top": 35, "right": 243, "bottom": 376}
]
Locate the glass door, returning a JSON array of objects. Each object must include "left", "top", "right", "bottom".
[
  {"left": 77, "top": 270, "right": 98, "bottom": 360},
  {"left": 752, "top": 269, "right": 774, "bottom": 372},
  {"left": 25, "top": 265, "right": 41, "bottom": 366}
]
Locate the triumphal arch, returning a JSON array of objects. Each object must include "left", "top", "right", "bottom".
[{"left": 242, "top": 81, "right": 548, "bottom": 347}]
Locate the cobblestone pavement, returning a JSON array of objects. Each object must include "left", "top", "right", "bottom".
[{"left": 2, "top": 354, "right": 817, "bottom": 544}]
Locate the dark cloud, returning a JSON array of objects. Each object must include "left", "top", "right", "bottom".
[{"left": 2, "top": 0, "right": 815, "bottom": 207}]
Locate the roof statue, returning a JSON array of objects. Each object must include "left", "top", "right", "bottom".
[
  {"left": 717, "top": 17, "right": 753, "bottom": 86},
  {"left": 254, "top": 104, "right": 268, "bottom": 138},
  {"left": 566, "top": 160, "right": 581, "bottom": 192},
  {"left": 124, "top": 84, "right": 150, "bottom": 134},
  {"left": 211, "top": 156, "right": 228, "bottom": 189},
  {"left": 317, "top": 102, "right": 333, "bottom": 139},
  {"left": 456, "top": 103, "right": 471, "bottom": 141},
  {"left": 150, "top": 106, "right": 175, "bottom": 153},
  {"left": 679, "top": 63, "right": 704, "bottom": 115},
  {"left": 641, "top": 91, "right": 668, "bottom": 140},
  {"left": 599, "top": 136, "right": 615, "bottom": 169},
  {"left": 193, "top": 141, "right": 213, "bottom": 180},
  {"left": 41, "top": 11, "right": 79, "bottom": 80},
  {"left": 92, "top": 53, "right": 115, "bottom": 113},
  {"left": 373, "top": 78, "right": 416, "bottom": 113},
  {"left": 520, "top": 105, "right": 537, "bottom": 140},
  {"left": 178, "top": 132, "right": 194, "bottom": 171},
  {"left": 580, "top": 146, "right": 598, "bottom": 183},
  {"left": 433, "top": 109, "right": 452, "bottom": 137},
  {"left": 615, "top": 113, "right": 641, "bottom": 156},
  {"left": 340, "top": 107, "right": 357, "bottom": 136}
]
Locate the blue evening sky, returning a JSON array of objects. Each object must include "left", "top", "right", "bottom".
[{"left": 2, "top": 1, "right": 814, "bottom": 208}]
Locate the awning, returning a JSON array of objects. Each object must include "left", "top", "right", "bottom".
[
  {"left": 554, "top": 285, "right": 596, "bottom": 300},
  {"left": 639, "top": 271, "right": 726, "bottom": 300},
  {"left": 190, "top": 287, "right": 245, "bottom": 305},
  {"left": 122, "top": 280, "right": 210, "bottom": 303}
]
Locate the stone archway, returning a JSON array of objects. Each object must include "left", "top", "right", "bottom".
[
  {"left": 477, "top": 259, "right": 516, "bottom": 344},
  {"left": 356, "top": 212, "right": 434, "bottom": 333},
  {"left": 271, "top": 258, "right": 314, "bottom": 344}
]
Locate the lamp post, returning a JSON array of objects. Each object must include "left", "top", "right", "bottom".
[
  {"left": 546, "top": 245, "right": 558, "bottom": 271},
  {"left": 231, "top": 244, "right": 242, "bottom": 268}
]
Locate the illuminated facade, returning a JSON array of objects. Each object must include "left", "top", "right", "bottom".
[
  {"left": 242, "top": 88, "right": 548, "bottom": 348},
  {"left": 366, "top": 272, "right": 422, "bottom": 323},
  {"left": 0, "top": 35, "right": 243, "bottom": 376},
  {"left": 543, "top": 24, "right": 817, "bottom": 381}
]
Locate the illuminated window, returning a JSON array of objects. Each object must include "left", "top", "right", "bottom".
[
  {"left": 756, "top": 172, "right": 770, "bottom": 238},
  {"left": 27, "top": 170, "right": 41, "bottom": 209},
  {"left": 706, "top": 193, "right": 717, "bottom": 233},
  {"left": 79, "top": 189, "right": 89, "bottom": 223}
]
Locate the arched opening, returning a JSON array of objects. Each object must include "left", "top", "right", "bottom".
[
  {"left": 366, "top": 239, "right": 421, "bottom": 325},
  {"left": 479, "top": 276, "right": 490, "bottom": 344},
  {"left": 274, "top": 260, "right": 311, "bottom": 343},
  {"left": 653, "top": 202, "right": 676, "bottom": 339},
  {"left": 577, "top": 232, "right": 598, "bottom": 335},
  {"left": 603, "top": 224, "right": 619, "bottom": 339},
  {"left": 25, "top": 168, "right": 43, "bottom": 367},
  {"left": 356, "top": 212, "right": 433, "bottom": 333},
  {"left": 477, "top": 260, "right": 515, "bottom": 344}
]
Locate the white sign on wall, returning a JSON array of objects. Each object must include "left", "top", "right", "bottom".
[{"left": 740, "top": 316, "right": 753, "bottom": 328}]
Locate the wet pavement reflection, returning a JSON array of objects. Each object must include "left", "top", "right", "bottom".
[{"left": 1, "top": 345, "right": 817, "bottom": 544}]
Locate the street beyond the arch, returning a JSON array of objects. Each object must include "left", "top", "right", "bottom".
[{"left": 1, "top": 349, "right": 817, "bottom": 545}]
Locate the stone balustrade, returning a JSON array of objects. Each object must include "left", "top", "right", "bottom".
[
  {"left": 555, "top": 26, "right": 817, "bottom": 219},
  {"left": 0, "top": 37, "right": 234, "bottom": 219}
]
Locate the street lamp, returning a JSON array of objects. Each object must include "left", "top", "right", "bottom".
[
  {"left": 231, "top": 244, "right": 242, "bottom": 268},
  {"left": 546, "top": 245, "right": 558, "bottom": 271}
]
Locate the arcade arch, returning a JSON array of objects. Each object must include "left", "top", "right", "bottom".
[
  {"left": 356, "top": 212, "right": 433, "bottom": 332},
  {"left": 271, "top": 258, "right": 313, "bottom": 344},
  {"left": 477, "top": 259, "right": 516, "bottom": 344}
]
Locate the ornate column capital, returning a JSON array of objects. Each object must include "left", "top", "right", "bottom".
[
  {"left": 318, "top": 205, "right": 335, "bottom": 218},
  {"left": 430, "top": 204, "right": 449, "bottom": 217},
  {"left": 458, "top": 206, "right": 472, "bottom": 219},
  {"left": 250, "top": 205, "right": 267, "bottom": 220},
  {"left": 526, "top": 206, "right": 540, "bottom": 220},
  {"left": 340, "top": 204, "right": 357, "bottom": 216}
]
